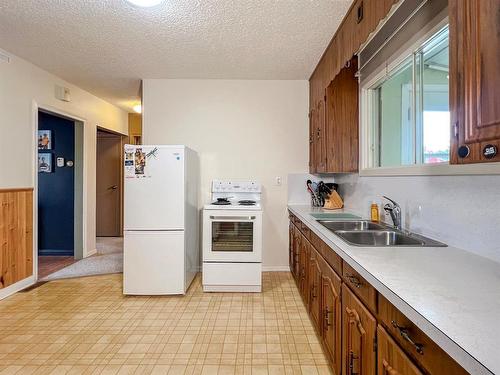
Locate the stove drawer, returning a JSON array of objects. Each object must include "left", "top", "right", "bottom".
[{"left": 203, "top": 262, "right": 262, "bottom": 292}]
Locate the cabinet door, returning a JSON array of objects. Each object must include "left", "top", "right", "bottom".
[
  {"left": 309, "top": 250, "right": 322, "bottom": 333},
  {"left": 316, "top": 98, "right": 327, "bottom": 173},
  {"left": 309, "top": 108, "right": 317, "bottom": 173},
  {"left": 326, "top": 57, "right": 359, "bottom": 173},
  {"left": 299, "top": 237, "right": 310, "bottom": 305},
  {"left": 342, "top": 284, "right": 376, "bottom": 375},
  {"left": 322, "top": 265, "right": 342, "bottom": 375},
  {"left": 292, "top": 225, "right": 301, "bottom": 282},
  {"left": 288, "top": 221, "right": 294, "bottom": 274},
  {"left": 450, "top": 0, "right": 500, "bottom": 163},
  {"left": 377, "top": 326, "right": 423, "bottom": 375}
]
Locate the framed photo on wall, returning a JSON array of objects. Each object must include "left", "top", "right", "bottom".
[
  {"left": 38, "top": 153, "right": 52, "bottom": 173},
  {"left": 38, "top": 130, "right": 52, "bottom": 150}
]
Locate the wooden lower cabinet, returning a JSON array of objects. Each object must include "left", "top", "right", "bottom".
[
  {"left": 377, "top": 326, "right": 423, "bottom": 375},
  {"left": 298, "top": 236, "right": 310, "bottom": 305},
  {"left": 288, "top": 221, "right": 294, "bottom": 276},
  {"left": 320, "top": 258, "right": 342, "bottom": 375},
  {"left": 308, "top": 249, "right": 322, "bottom": 333},
  {"left": 342, "top": 284, "right": 377, "bottom": 375},
  {"left": 292, "top": 225, "right": 301, "bottom": 281},
  {"left": 288, "top": 216, "right": 469, "bottom": 375}
]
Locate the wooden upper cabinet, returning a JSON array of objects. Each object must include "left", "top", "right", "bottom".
[
  {"left": 326, "top": 57, "right": 359, "bottom": 173},
  {"left": 450, "top": 0, "right": 500, "bottom": 163},
  {"left": 316, "top": 98, "right": 327, "bottom": 173},
  {"left": 309, "top": 108, "right": 317, "bottom": 173},
  {"left": 342, "top": 284, "right": 376, "bottom": 375},
  {"left": 377, "top": 326, "right": 423, "bottom": 375},
  {"left": 321, "top": 261, "right": 342, "bottom": 375},
  {"left": 309, "top": 95, "right": 327, "bottom": 174}
]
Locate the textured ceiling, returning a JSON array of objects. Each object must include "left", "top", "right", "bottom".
[{"left": 0, "top": 0, "right": 352, "bottom": 111}]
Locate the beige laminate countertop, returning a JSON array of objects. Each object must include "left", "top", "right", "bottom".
[{"left": 288, "top": 204, "right": 500, "bottom": 375}]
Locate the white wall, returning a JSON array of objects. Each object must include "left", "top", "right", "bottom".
[
  {"left": 0, "top": 49, "right": 128, "bottom": 264},
  {"left": 335, "top": 174, "right": 500, "bottom": 263},
  {"left": 143, "top": 79, "right": 309, "bottom": 269}
]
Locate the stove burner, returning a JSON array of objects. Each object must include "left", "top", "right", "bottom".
[
  {"left": 212, "top": 198, "right": 231, "bottom": 206},
  {"left": 238, "top": 200, "right": 256, "bottom": 206}
]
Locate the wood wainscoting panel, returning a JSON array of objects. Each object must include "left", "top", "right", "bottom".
[{"left": 0, "top": 188, "right": 33, "bottom": 288}]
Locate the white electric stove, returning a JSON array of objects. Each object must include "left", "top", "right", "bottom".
[{"left": 202, "top": 180, "right": 262, "bottom": 292}]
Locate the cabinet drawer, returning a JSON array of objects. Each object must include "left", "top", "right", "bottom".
[
  {"left": 310, "top": 231, "right": 342, "bottom": 275},
  {"left": 342, "top": 261, "right": 377, "bottom": 312},
  {"left": 378, "top": 295, "right": 469, "bottom": 375}
]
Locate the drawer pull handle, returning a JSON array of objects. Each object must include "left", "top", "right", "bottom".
[
  {"left": 391, "top": 320, "right": 424, "bottom": 355},
  {"left": 346, "top": 274, "right": 362, "bottom": 288}
]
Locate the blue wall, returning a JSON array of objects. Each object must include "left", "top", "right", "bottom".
[{"left": 38, "top": 111, "right": 75, "bottom": 256}]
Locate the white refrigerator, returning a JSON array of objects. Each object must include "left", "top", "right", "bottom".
[{"left": 123, "top": 145, "right": 199, "bottom": 295}]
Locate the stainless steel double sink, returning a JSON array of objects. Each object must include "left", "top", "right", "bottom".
[{"left": 318, "top": 220, "right": 447, "bottom": 247}]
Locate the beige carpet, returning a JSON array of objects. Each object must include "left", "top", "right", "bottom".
[{"left": 41, "top": 237, "right": 123, "bottom": 280}]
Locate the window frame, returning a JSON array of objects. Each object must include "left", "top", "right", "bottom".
[{"left": 359, "top": 16, "right": 500, "bottom": 176}]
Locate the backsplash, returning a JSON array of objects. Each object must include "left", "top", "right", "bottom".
[
  {"left": 287, "top": 173, "right": 335, "bottom": 205},
  {"left": 335, "top": 174, "right": 500, "bottom": 264}
]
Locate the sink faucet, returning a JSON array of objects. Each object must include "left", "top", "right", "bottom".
[{"left": 383, "top": 196, "right": 401, "bottom": 230}]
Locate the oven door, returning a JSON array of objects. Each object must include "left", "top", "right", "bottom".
[{"left": 203, "top": 209, "right": 262, "bottom": 262}]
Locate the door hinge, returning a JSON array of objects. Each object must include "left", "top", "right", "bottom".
[{"left": 454, "top": 122, "right": 459, "bottom": 139}]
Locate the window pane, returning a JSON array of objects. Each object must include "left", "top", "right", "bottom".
[
  {"left": 375, "top": 58, "right": 414, "bottom": 167},
  {"left": 420, "top": 27, "right": 450, "bottom": 164}
]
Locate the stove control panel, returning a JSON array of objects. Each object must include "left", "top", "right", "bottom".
[{"left": 212, "top": 180, "right": 261, "bottom": 193}]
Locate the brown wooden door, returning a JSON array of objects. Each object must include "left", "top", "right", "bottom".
[
  {"left": 450, "top": 0, "right": 500, "bottom": 163},
  {"left": 326, "top": 57, "right": 359, "bottom": 173},
  {"left": 96, "top": 131, "right": 122, "bottom": 237},
  {"left": 342, "top": 284, "right": 376, "bottom": 375},
  {"left": 377, "top": 326, "right": 423, "bottom": 375},
  {"left": 321, "top": 263, "right": 342, "bottom": 375},
  {"left": 309, "top": 249, "right": 322, "bottom": 333}
]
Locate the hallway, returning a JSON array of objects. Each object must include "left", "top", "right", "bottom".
[{"left": 41, "top": 237, "right": 123, "bottom": 281}]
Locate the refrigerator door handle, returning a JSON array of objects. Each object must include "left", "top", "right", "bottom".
[{"left": 209, "top": 216, "right": 256, "bottom": 221}]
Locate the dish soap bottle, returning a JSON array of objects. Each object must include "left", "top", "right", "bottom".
[{"left": 370, "top": 202, "right": 380, "bottom": 222}]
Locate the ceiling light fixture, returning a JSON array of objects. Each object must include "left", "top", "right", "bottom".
[
  {"left": 126, "top": 0, "right": 163, "bottom": 7},
  {"left": 133, "top": 104, "right": 142, "bottom": 114}
]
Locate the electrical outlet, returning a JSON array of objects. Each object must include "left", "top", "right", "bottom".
[{"left": 275, "top": 176, "right": 282, "bottom": 186}]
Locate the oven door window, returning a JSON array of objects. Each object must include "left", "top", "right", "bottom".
[{"left": 212, "top": 221, "right": 254, "bottom": 252}]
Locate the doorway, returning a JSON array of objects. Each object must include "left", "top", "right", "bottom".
[{"left": 37, "top": 110, "right": 84, "bottom": 279}]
